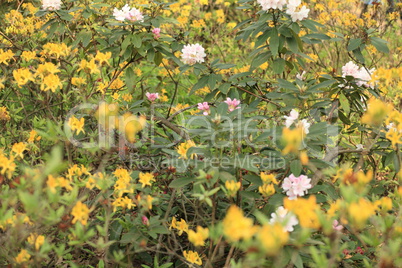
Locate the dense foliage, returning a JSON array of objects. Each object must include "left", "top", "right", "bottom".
[{"left": 1, "top": 0, "right": 402, "bottom": 267}]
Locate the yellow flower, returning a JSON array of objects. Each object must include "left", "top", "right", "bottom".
[
  {"left": 12, "top": 142, "right": 27, "bottom": 159},
  {"left": 258, "top": 223, "right": 289, "bottom": 255},
  {"left": 71, "top": 77, "right": 86, "bottom": 87},
  {"left": 348, "top": 198, "right": 376, "bottom": 229},
  {"left": 27, "top": 130, "right": 41, "bottom": 143},
  {"left": 327, "top": 199, "right": 342, "bottom": 219},
  {"left": 96, "top": 102, "right": 119, "bottom": 130},
  {"left": 42, "top": 42, "right": 70, "bottom": 58},
  {"left": 71, "top": 201, "right": 90, "bottom": 226},
  {"left": 119, "top": 112, "right": 146, "bottom": 143},
  {"left": 36, "top": 62, "right": 60, "bottom": 78},
  {"left": 225, "top": 180, "right": 241, "bottom": 197},
  {"left": 112, "top": 196, "right": 135, "bottom": 212},
  {"left": 78, "top": 59, "right": 99, "bottom": 74},
  {"left": 0, "top": 49, "right": 14, "bottom": 65},
  {"left": 94, "top": 51, "right": 111, "bottom": 66},
  {"left": 188, "top": 226, "right": 209, "bottom": 246},
  {"left": 177, "top": 140, "right": 196, "bottom": 159},
  {"left": 68, "top": 116, "right": 85, "bottom": 135},
  {"left": 282, "top": 127, "right": 304, "bottom": 155},
  {"left": 15, "top": 249, "right": 31, "bottom": 263},
  {"left": 122, "top": 93, "right": 133, "bottom": 102},
  {"left": 260, "top": 172, "right": 278, "bottom": 184},
  {"left": 259, "top": 183, "right": 275, "bottom": 197},
  {"left": 183, "top": 250, "right": 202, "bottom": 265},
  {"left": 0, "top": 154, "right": 16, "bottom": 178},
  {"left": 21, "top": 51, "right": 37, "bottom": 62},
  {"left": 13, "top": 68, "right": 34, "bottom": 87},
  {"left": 170, "top": 217, "right": 188, "bottom": 236},
  {"left": 146, "top": 195, "right": 154, "bottom": 210},
  {"left": 284, "top": 196, "right": 320, "bottom": 229},
  {"left": 223, "top": 205, "right": 256, "bottom": 242},
  {"left": 361, "top": 98, "right": 392, "bottom": 126},
  {"left": 300, "top": 151, "right": 309, "bottom": 165},
  {"left": 0, "top": 106, "right": 10, "bottom": 121},
  {"left": 41, "top": 74, "right": 62, "bottom": 92},
  {"left": 138, "top": 172, "right": 155, "bottom": 188},
  {"left": 386, "top": 128, "right": 402, "bottom": 147},
  {"left": 27, "top": 234, "right": 45, "bottom": 250},
  {"left": 375, "top": 196, "right": 392, "bottom": 212}
]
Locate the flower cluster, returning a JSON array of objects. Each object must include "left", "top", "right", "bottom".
[
  {"left": 180, "top": 43, "right": 206, "bottom": 65},
  {"left": 286, "top": 0, "right": 310, "bottom": 22},
  {"left": 113, "top": 4, "right": 144, "bottom": 22},
  {"left": 224, "top": 97, "right": 241, "bottom": 112},
  {"left": 257, "top": 0, "right": 310, "bottom": 22},
  {"left": 282, "top": 174, "right": 312, "bottom": 199},
  {"left": 197, "top": 102, "right": 210, "bottom": 115},
  {"left": 42, "top": 0, "right": 61, "bottom": 11},
  {"left": 342, "top": 61, "right": 375, "bottom": 88}
]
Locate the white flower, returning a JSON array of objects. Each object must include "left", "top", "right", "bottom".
[
  {"left": 296, "top": 71, "right": 306, "bottom": 80},
  {"left": 180, "top": 43, "right": 206, "bottom": 65},
  {"left": 356, "top": 144, "right": 364, "bottom": 150},
  {"left": 284, "top": 109, "right": 299, "bottom": 128},
  {"left": 341, "top": 61, "right": 375, "bottom": 88},
  {"left": 270, "top": 206, "right": 299, "bottom": 232},
  {"left": 342, "top": 61, "right": 360, "bottom": 77},
  {"left": 298, "top": 119, "right": 311, "bottom": 134},
  {"left": 42, "top": 0, "right": 61, "bottom": 11},
  {"left": 286, "top": 5, "right": 310, "bottom": 22},
  {"left": 287, "top": 0, "right": 301, "bottom": 10},
  {"left": 113, "top": 4, "right": 144, "bottom": 22},
  {"left": 257, "top": 0, "right": 287, "bottom": 11}
]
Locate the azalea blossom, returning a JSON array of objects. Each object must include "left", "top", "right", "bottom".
[
  {"left": 270, "top": 206, "right": 299, "bottom": 232},
  {"left": 181, "top": 43, "right": 206, "bottom": 65},
  {"left": 341, "top": 61, "right": 375, "bottom": 88},
  {"left": 152, "top": 28, "right": 161, "bottom": 39},
  {"left": 282, "top": 174, "right": 312, "bottom": 199},
  {"left": 224, "top": 98, "right": 241, "bottom": 112},
  {"left": 286, "top": 0, "right": 310, "bottom": 22},
  {"left": 298, "top": 118, "right": 311, "bottom": 134},
  {"left": 296, "top": 71, "right": 306, "bottom": 80},
  {"left": 113, "top": 5, "right": 144, "bottom": 22},
  {"left": 332, "top": 219, "right": 344, "bottom": 231},
  {"left": 284, "top": 109, "right": 299, "bottom": 128},
  {"left": 197, "top": 102, "right": 210, "bottom": 115},
  {"left": 257, "top": 0, "right": 287, "bottom": 11},
  {"left": 42, "top": 0, "right": 61, "bottom": 11},
  {"left": 146, "top": 92, "right": 159, "bottom": 102}
]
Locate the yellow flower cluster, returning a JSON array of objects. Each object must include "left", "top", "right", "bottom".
[
  {"left": 0, "top": 107, "right": 11, "bottom": 121},
  {"left": 71, "top": 201, "right": 90, "bottom": 226},
  {"left": 188, "top": 226, "right": 209, "bottom": 246},
  {"left": 170, "top": 217, "right": 189, "bottom": 236},
  {"left": 0, "top": 151, "right": 16, "bottom": 178},
  {"left": 223, "top": 205, "right": 257, "bottom": 242},
  {"left": 284, "top": 196, "right": 321, "bottom": 229},
  {"left": 259, "top": 172, "right": 278, "bottom": 197},
  {"left": 183, "top": 250, "right": 202, "bottom": 265},
  {"left": 47, "top": 175, "right": 73, "bottom": 193},
  {"left": 225, "top": 180, "right": 241, "bottom": 197},
  {"left": 68, "top": 116, "right": 85, "bottom": 135},
  {"left": 177, "top": 140, "right": 196, "bottom": 159}
]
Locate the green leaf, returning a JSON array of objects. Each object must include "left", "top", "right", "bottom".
[
  {"left": 270, "top": 28, "right": 279, "bottom": 57},
  {"left": 273, "top": 58, "right": 286, "bottom": 74},
  {"left": 290, "top": 160, "right": 302, "bottom": 176},
  {"left": 339, "top": 93, "right": 350, "bottom": 114},
  {"left": 132, "top": 34, "right": 142, "bottom": 48},
  {"left": 370, "top": 36, "right": 389, "bottom": 53},
  {"left": 169, "top": 177, "right": 193, "bottom": 188},
  {"left": 348, "top": 38, "right": 362, "bottom": 51},
  {"left": 277, "top": 79, "right": 298, "bottom": 91},
  {"left": 353, "top": 48, "right": 365, "bottom": 64}
]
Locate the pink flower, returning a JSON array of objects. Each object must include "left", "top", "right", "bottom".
[
  {"left": 282, "top": 174, "right": 312, "bottom": 200},
  {"left": 146, "top": 92, "right": 159, "bottom": 102},
  {"left": 113, "top": 5, "right": 144, "bottom": 22},
  {"left": 198, "top": 102, "right": 210, "bottom": 115},
  {"left": 142, "top": 215, "right": 149, "bottom": 226},
  {"left": 152, "top": 28, "right": 161, "bottom": 39},
  {"left": 224, "top": 98, "right": 240, "bottom": 112},
  {"left": 332, "top": 220, "right": 344, "bottom": 231}
]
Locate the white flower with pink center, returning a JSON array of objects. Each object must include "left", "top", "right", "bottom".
[
  {"left": 270, "top": 206, "right": 299, "bottom": 232},
  {"left": 198, "top": 102, "right": 210, "bottom": 115},
  {"left": 282, "top": 174, "right": 312, "bottom": 200},
  {"left": 224, "top": 98, "right": 241, "bottom": 112},
  {"left": 113, "top": 5, "right": 144, "bottom": 22},
  {"left": 342, "top": 61, "right": 360, "bottom": 77},
  {"left": 146, "top": 92, "right": 159, "bottom": 102},
  {"left": 180, "top": 44, "right": 206, "bottom": 65}
]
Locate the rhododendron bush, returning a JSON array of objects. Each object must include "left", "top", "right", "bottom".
[{"left": 1, "top": 0, "right": 402, "bottom": 267}]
